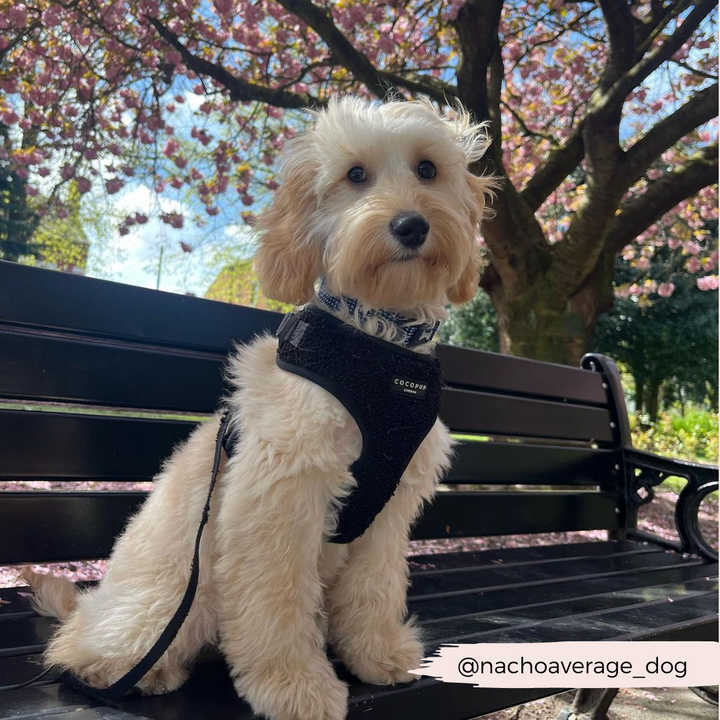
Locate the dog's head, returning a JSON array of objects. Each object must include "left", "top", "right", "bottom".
[{"left": 255, "top": 97, "right": 496, "bottom": 311}]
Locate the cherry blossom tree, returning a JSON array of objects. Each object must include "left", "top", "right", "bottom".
[{"left": 1, "top": 0, "right": 717, "bottom": 363}]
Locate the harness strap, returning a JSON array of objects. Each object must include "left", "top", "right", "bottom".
[{"left": 60, "top": 412, "right": 232, "bottom": 699}]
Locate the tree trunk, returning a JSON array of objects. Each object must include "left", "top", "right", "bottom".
[
  {"left": 484, "top": 248, "right": 615, "bottom": 367},
  {"left": 647, "top": 379, "right": 662, "bottom": 424},
  {"left": 634, "top": 376, "right": 646, "bottom": 417}
]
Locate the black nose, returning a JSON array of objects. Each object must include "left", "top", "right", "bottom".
[{"left": 389, "top": 213, "right": 430, "bottom": 248}]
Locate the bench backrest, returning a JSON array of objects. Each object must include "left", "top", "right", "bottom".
[{"left": 0, "top": 260, "right": 630, "bottom": 565}]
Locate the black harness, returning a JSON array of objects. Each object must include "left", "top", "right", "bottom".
[
  {"left": 57, "top": 306, "right": 443, "bottom": 698},
  {"left": 272, "top": 306, "right": 442, "bottom": 542}
]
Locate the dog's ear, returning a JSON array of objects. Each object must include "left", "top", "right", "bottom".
[
  {"left": 447, "top": 241, "right": 480, "bottom": 305},
  {"left": 465, "top": 171, "right": 498, "bottom": 228},
  {"left": 447, "top": 172, "right": 497, "bottom": 305},
  {"left": 254, "top": 136, "right": 323, "bottom": 305}
]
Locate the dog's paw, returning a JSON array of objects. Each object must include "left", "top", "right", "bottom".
[
  {"left": 137, "top": 662, "right": 189, "bottom": 696},
  {"left": 237, "top": 658, "right": 348, "bottom": 720},
  {"left": 335, "top": 622, "right": 424, "bottom": 686}
]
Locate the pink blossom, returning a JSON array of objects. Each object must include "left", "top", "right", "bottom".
[
  {"left": 105, "top": 178, "right": 124, "bottom": 194},
  {"left": 214, "top": 0, "right": 233, "bottom": 16},
  {"left": 684, "top": 240, "right": 701, "bottom": 255},
  {"left": 667, "top": 238, "right": 681, "bottom": 250},
  {"left": 685, "top": 257, "right": 702, "bottom": 273},
  {"left": 15, "top": 167, "right": 29, "bottom": 180},
  {"left": 635, "top": 257, "right": 650, "bottom": 270},
  {"left": 163, "top": 138, "right": 179, "bottom": 157},
  {"left": 76, "top": 177, "right": 91, "bottom": 194},
  {"left": 697, "top": 276, "right": 719, "bottom": 291},
  {"left": 164, "top": 51, "right": 182, "bottom": 66},
  {"left": 26, "top": 185, "right": 39, "bottom": 196},
  {"left": 9, "top": 4, "right": 28, "bottom": 27},
  {"left": 629, "top": 284, "right": 643, "bottom": 297},
  {"left": 2, "top": 110, "right": 19, "bottom": 125},
  {"left": 657, "top": 282, "right": 675, "bottom": 298},
  {"left": 41, "top": 5, "right": 63, "bottom": 26}
]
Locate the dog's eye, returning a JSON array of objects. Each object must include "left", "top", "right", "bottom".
[
  {"left": 347, "top": 166, "right": 367, "bottom": 184},
  {"left": 418, "top": 160, "right": 436, "bottom": 179}
]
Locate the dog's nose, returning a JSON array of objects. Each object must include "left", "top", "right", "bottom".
[{"left": 389, "top": 213, "right": 430, "bottom": 248}]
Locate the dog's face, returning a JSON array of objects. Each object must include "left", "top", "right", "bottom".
[{"left": 255, "top": 97, "right": 495, "bottom": 311}]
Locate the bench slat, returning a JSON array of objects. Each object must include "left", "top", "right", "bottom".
[
  {"left": 0, "top": 410, "right": 617, "bottom": 485},
  {"left": 0, "top": 331, "right": 226, "bottom": 413},
  {"left": 0, "top": 490, "right": 622, "bottom": 564},
  {"left": 446, "top": 441, "right": 617, "bottom": 485},
  {"left": 436, "top": 343, "right": 607, "bottom": 404},
  {"left": 441, "top": 389, "right": 614, "bottom": 442},
  {"left": 408, "top": 549, "right": 699, "bottom": 600},
  {"left": 0, "top": 410, "right": 196, "bottom": 481},
  {"left": 0, "top": 259, "right": 281, "bottom": 353},
  {"left": 413, "top": 491, "right": 622, "bottom": 538},
  {"left": 0, "top": 493, "right": 145, "bottom": 565}
]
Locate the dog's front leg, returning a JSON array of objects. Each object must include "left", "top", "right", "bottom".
[
  {"left": 326, "top": 479, "right": 428, "bottom": 686},
  {"left": 215, "top": 446, "right": 349, "bottom": 720},
  {"left": 326, "top": 423, "right": 450, "bottom": 687}
]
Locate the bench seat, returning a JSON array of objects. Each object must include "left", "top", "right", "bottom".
[
  {"left": 0, "top": 261, "right": 717, "bottom": 720},
  {"left": 2, "top": 540, "right": 717, "bottom": 720}
]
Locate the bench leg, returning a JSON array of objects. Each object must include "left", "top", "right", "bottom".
[
  {"left": 326, "top": 465, "right": 433, "bottom": 685},
  {"left": 214, "top": 450, "right": 350, "bottom": 720},
  {"left": 555, "top": 688, "right": 620, "bottom": 720}
]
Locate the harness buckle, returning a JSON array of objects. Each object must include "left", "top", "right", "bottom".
[{"left": 275, "top": 311, "right": 299, "bottom": 342}]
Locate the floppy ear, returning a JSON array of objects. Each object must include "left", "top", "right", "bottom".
[
  {"left": 465, "top": 171, "right": 498, "bottom": 228},
  {"left": 446, "top": 242, "right": 480, "bottom": 305},
  {"left": 254, "top": 137, "right": 323, "bottom": 305},
  {"left": 447, "top": 172, "right": 498, "bottom": 305}
]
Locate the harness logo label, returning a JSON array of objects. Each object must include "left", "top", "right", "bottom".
[{"left": 391, "top": 376, "right": 428, "bottom": 399}]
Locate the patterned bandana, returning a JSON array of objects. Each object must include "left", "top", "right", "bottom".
[{"left": 316, "top": 277, "right": 440, "bottom": 348}]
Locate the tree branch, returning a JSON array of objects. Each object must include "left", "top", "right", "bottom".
[
  {"left": 501, "top": 101, "right": 559, "bottom": 144},
  {"left": 597, "top": 0, "right": 638, "bottom": 90},
  {"left": 520, "top": 131, "right": 585, "bottom": 211},
  {"left": 454, "top": 0, "right": 553, "bottom": 293},
  {"left": 607, "top": 143, "right": 719, "bottom": 253},
  {"left": 149, "top": 18, "right": 320, "bottom": 108},
  {"left": 670, "top": 59, "right": 718, "bottom": 81},
  {"left": 617, "top": 82, "right": 718, "bottom": 189},
  {"left": 602, "top": 0, "right": 717, "bottom": 114},
  {"left": 275, "top": 0, "right": 453, "bottom": 103}
]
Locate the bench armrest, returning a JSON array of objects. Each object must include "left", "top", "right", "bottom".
[{"left": 624, "top": 447, "right": 718, "bottom": 562}]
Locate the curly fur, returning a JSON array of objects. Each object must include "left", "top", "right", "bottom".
[{"left": 24, "top": 96, "right": 494, "bottom": 720}]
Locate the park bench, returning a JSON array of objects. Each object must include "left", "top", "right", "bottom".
[{"left": 0, "top": 258, "right": 717, "bottom": 720}]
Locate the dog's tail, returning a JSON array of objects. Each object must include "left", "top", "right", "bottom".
[{"left": 19, "top": 568, "right": 77, "bottom": 620}]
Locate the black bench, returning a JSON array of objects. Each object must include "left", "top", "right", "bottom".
[{"left": 0, "top": 259, "right": 717, "bottom": 720}]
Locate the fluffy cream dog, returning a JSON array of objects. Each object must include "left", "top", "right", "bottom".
[{"left": 24, "top": 96, "right": 495, "bottom": 720}]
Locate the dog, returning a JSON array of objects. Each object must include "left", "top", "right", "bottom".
[{"left": 23, "top": 96, "right": 496, "bottom": 720}]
